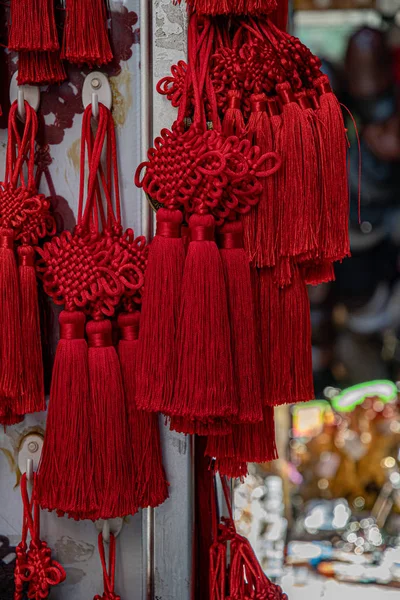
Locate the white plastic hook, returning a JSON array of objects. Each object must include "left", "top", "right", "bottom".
[
  {"left": 9, "top": 72, "right": 40, "bottom": 122},
  {"left": 92, "top": 92, "right": 99, "bottom": 120},
  {"left": 83, "top": 72, "right": 112, "bottom": 117},
  {"left": 26, "top": 458, "right": 34, "bottom": 483},
  {"left": 102, "top": 520, "right": 110, "bottom": 544},
  {"left": 17, "top": 89, "right": 26, "bottom": 122}
]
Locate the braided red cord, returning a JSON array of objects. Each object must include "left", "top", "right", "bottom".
[{"left": 94, "top": 533, "right": 121, "bottom": 600}]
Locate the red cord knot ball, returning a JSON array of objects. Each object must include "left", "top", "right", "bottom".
[
  {"left": 59, "top": 311, "right": 86, "bottom": 340},
  {"left": 118, "top": 312, "right": 140, "bottom": 342},
  {"left": 87, "top": 319, "right": 113, "bottom": 348}
]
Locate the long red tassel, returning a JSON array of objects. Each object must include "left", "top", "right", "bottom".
[
  {"left": 206, "top": 406, "right": 278, "bottom": 469},
  {"left": 259, "top": 266, "right": 314, "bottom": 406},
  {"left": 218, "top": 220, "right": 262, "bottom": 424},
  {"left": 135, "top": 208, "right": 185, "bottom": 413},
  {"left": 87, "top": 319, "right": 137, "bottom": 519},
  {"left": 314, "top": 75, "right": 350, "bottom": 263},
  {"left": 167, "top": 214, "right": 238, "bottom": 423},
  {"left": 118, "top": 312, "right": 169, "bottom": 509},
  {"left": 275, "top": 82, "right": 318, "bottom": 261},
  {"left": 18, "top": 51, "right": 66, "bottom": 85},
  {"left": 8, "top": 0, "right": 59, "bottom": 52},
  {"left": 170, "top": 416, "right": 232, "bottom": 436},
  {"left": 62, "top": 0, "right": 113, "bottom": 66},
  {"left": 242, "top": 93, "right": 276, "bottom": 268},
  {"left": 16, "top": 246, "right": 45, "bottom": 415},
  {"left": 37, "top": 311, "right": 98, "bottom": 520},
  {"left": 0, "top": 228, "right": 23, "bottom": 402}
]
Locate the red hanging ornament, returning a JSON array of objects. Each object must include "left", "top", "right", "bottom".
[
  {"left": 8, "top": 0, "right": 59, "bottom": 52},
  {"left": 118, "top": 312, "right": 169, "bottom": 509},
  {"left": 18, "top": 51, "right": 66, "bottom": 86},
  {"left": 15, "top": 473, "right": 66, "bottom": 600},
  {"left": 62, "top": 0, "right": 113, "bottom": 66},
  {"left": 0, "top": 102, "right": 55, "bottom": 424}
]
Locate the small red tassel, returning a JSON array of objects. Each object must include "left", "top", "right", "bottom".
[
  {"left": 18, "top": 51, "right": 66, "bottom": 85},
  {"left": 87, "top": 319, "right": 137, "bottom": 519},
  {"left": 16, "top": 246, "right": 45, "bottom": 415},
  {"left": 314, "top": 75, "right": 350, "bottom": 263},
  {"left": 222, "top": 90, "right": 245, "bottom": 137},
  {"left": 303, "top": 260, "right": 335, "bottom": 286},
  {"left": 269, "top": 1, "right": 289, "bottom": 31},
  {"left": 206, "top": 406, "right": 278, "bottom": 467},
  {"left": 167, "top": 214, "right": 238, "bottom": 423},
  {"left": 62, "top": 0, "right": 113, "bottom": 66},
  {"left": 170, "top": 416, "right": 232, "bottom": 436},
  {"left": 135, "top": 208, "right": 185, "bottom": 413},
  {"left": 118, "top": 312, "right": 169, "bottom": 509},
  {"left": 0, "top": 228, "right": 23, "bottom": 402},
  {"left": 8, "top": 0, "right": 59, "bottom": 52},
  {"left": 37, "top": 311, "right": 98, "bottom": 520},
  {"left": 259, "top": 266, "right": 314, "bottom": 406},
  {"left": 218, "top": 221, "right": 262, "bottom": 424},
  {"left": 276, "top": 83, "right": 318, "bottom": 261},
  {"left": 180, "top": 0, "right": 277, "bottom": 15},
  {"left": 242, "top": 93, "right": 276, "bottom": 268}
]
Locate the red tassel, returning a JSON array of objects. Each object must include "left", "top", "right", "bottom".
[
  {"left": 87, "top": 319, "right": 137, "bottom": 519},
  {"left": 206, "top": 406, "right": 278, "bottom": 467},
  {"left": 170, "top": 416, "right": 232, "bottom": 436},
  {"left": 276, "top": 83, "right": 318, "bottom": 261},
  {"left": 37, "top": 311, "right": 98, "bottom": 520},
  {"left": 314, "top": 75, "right": 350, "bottom": 263},
  {"left": 180, "top": 0, "right": 277, "bottom": 15},
  {"left": 18, "top": 51, "right": 66, "bottom": 85},
  {"left": 218, "top": 221, "right": 262, "bottom": 424},
  {"left": 222, "top": 90, "right": 245, "bottom": 137},
  {"left": 9, "top": 0, "right": 59, "bottom": 52},
  {"left": 166, "top": 214, "right": 238, "bottom": 423},
  {"left": 242, "top": 94, "right": 276, "bottom": 268},
  {"left": 213, "top": 458, "right": 248, "bottom": 479},
  {"left": 135, "top": 208, "right": 185, "bottom": 413},
  {"left": 0, "top": 228, "right": 23, "bottom": 402},
  {"left": 118, "top": 312, "right": 169, "bottom": 509},
  {"left": 269, "top": 1, "right": 289, "bottom": 31},
  {"left": 259, "top": 266, "right": 314, "bottom": 406},
  {"left": 62, "top": 0, "right": 113, "bottom": 66},
  {"left": 303, "top": 260, "right": 335, "bottom": 286},
  {"left": 16, "top": 246, "right": 45, "bottom": 415}
]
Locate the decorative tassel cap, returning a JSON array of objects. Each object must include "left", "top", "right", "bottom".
[{"left": 87, "top": 320, "right": 113, "bottom": 348}]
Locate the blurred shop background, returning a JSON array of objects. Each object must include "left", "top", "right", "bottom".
[{"left": 235, "top": 1, "right": 400, "bottom": 598}]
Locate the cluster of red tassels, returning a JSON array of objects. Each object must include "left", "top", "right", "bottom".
[
  {"left": 8, "top": 0, "right": 112, "bottom": 85},
  {"left": 36, "top": 104, "right": 168, "bottom": 520},
  {"left": 136, "top": 7, "right": 349, "bottom": 477},
  {"left": 14, "top": 473, "right": 66, "bottom": 600},
  {"left": 209, "top": 474, "right": 287, "bottom": 600},
  {"left": 0, "top": 102, "right": 55, "bottom": 426}
]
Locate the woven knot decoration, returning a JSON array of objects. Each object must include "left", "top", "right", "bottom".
[
  {"left": 0, "top": 102, "right": 56, "bottom": 244},
  {"left": 136, "top": 123, "right": 281, "bottom": 224},
  {"left": 119, "top": 228, "right": 149, "bottom": 310},
  {"left": 23, "top": 540, "right": 66, "bottom": 599},
  {"left": 14, "top": 474, "right": 66, "bottom": 600},
  {"left": 36, "top": 230, "right": 123, "bottom": 312},
  {"left": 157, "top": 60, "right": 189, "bottom": 108}
]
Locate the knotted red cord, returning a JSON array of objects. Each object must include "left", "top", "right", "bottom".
[
  {"left": 93, "top": 533, "right": 121, "bottom": 600},
  {"left": 15, "top": 474, "right": 66, "bottom": 600}
]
